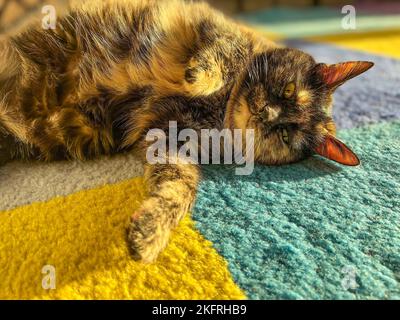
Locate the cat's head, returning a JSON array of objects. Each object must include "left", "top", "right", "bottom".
[{"left": 226, "top": 47, "right": 373, "bottom": 166}]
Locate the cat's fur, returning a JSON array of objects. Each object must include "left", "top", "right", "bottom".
[{"left": 0, "top": 0, "right": 373, "bottom": 262}]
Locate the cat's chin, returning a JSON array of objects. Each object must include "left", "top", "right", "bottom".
[{"left": 256, "top": 155, "right": 305, "bottom": 167}]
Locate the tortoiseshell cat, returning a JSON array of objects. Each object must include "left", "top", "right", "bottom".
[{"left": 0, "top": 0, "right": 373, "bottom": 262}]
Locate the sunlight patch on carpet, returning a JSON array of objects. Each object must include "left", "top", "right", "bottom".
[{"left": 0, "top": 177, "right": 244, "bottom": 300}]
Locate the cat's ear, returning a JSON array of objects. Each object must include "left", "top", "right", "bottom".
[
  {"left": 314, "top": 134, "right": 360, "bottom": 166},
  {"left": 316, "top": 61, "right": 374, "bottom": 90}
]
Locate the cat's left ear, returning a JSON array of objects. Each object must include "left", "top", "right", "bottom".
[
  {"left": 316, "top": 61, "right": 374, "bottom": 91},
  {"left": 314, "top": 134, "right": 360, "bottom": 166}
]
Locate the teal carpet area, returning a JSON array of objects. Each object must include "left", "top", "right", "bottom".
[
  {"left": 195, "top": 121, "right": 399, "bottom": 299},
  {"left": 193, "top": 42, "right": 400, "bottom": 299}
]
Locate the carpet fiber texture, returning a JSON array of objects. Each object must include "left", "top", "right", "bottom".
[
  {"left": 0, "top": 178, "right": 244, "bottom": 299},
  {"left": 0, "top": 9, "right": 399, "bottom": 299},
  {"left": 195, "top": 121, "right": 400, "bottom": 299}
]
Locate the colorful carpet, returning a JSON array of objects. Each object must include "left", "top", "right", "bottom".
[{"left": 0, "top": 9, "right": 399, "bottom": 299}]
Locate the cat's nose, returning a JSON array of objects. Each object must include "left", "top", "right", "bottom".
[{"left": 261, "top": 106, "right": 281, "bottom": 123}]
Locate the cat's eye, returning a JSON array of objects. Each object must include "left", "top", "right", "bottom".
[
  {"left": 283, "top": 83, "right": 296, "bottom": 98},
  {"left": 280, "top": 128, "right": 289, "bottom": 144}
]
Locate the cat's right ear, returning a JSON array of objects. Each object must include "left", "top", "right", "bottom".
[
  {"left": 314, "top": 134, "right": 360, "bottom": 166},
  {"left": 316, "top": 61, "right": 374, "bottom": 91}
]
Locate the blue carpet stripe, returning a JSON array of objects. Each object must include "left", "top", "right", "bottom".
[{"left": 193, "top": 121, "right": 400, "bottom": 299}]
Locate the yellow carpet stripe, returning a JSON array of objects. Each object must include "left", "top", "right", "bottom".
[
  {"left": 0, "top": 177, "right": 245, "bottom": 300},
  {"left": 309, "top": 29, "right": 400, "bottom": 59}
]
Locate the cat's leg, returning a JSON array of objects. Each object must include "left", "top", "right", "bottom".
[
  {"left": 183, "top": 24, "right": 251, "bottom": 97},
  {"left": 0, "top": 84, "right": 108, "bottom": 162},
  {"left": 184, "top": 49, "right": 227, "bottom": 96},
  {"left": 26, "top": 107, "right": 114, "bottom": 161},
  {"left": 128, "top": 159, "right": 200, "bottom": 263},
  {"left": 0, "top": 39, "right": 32, "bottom": 163},
  {"left": 0, "top": 37, "right": 100, "bottom": 161}
]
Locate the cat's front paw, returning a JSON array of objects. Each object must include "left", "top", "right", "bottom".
[
  {"left": 184, "top": 56, "right": 225, "bottom": 96},
  {"left": 127, "top": 206, "right": 171, "bottom": 263}
]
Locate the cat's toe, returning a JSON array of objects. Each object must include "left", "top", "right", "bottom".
[
  {"left": 183, "top": 57, "right": 224, "bottom": 96},
  {"left": 184, "top": 67, "right": 197, "bottom": 84}
]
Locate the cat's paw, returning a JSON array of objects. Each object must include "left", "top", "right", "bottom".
[
  {"left": 127, "top": 205, "right": 171, "bottom": 263},
  {"left": 184, "top": 56, "right": 225, "bottom": 96}
]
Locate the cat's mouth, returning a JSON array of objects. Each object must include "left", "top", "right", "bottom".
[
  {"left": 257, "top": 120, "right": 299, "bottom": 145},
  {"left": 277, "top": 126, "right": 290, "bottom": 145}
]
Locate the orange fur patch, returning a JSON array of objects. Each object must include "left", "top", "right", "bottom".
[{"left": 297, "top": 90, "right": 312, "bottom": 108}]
